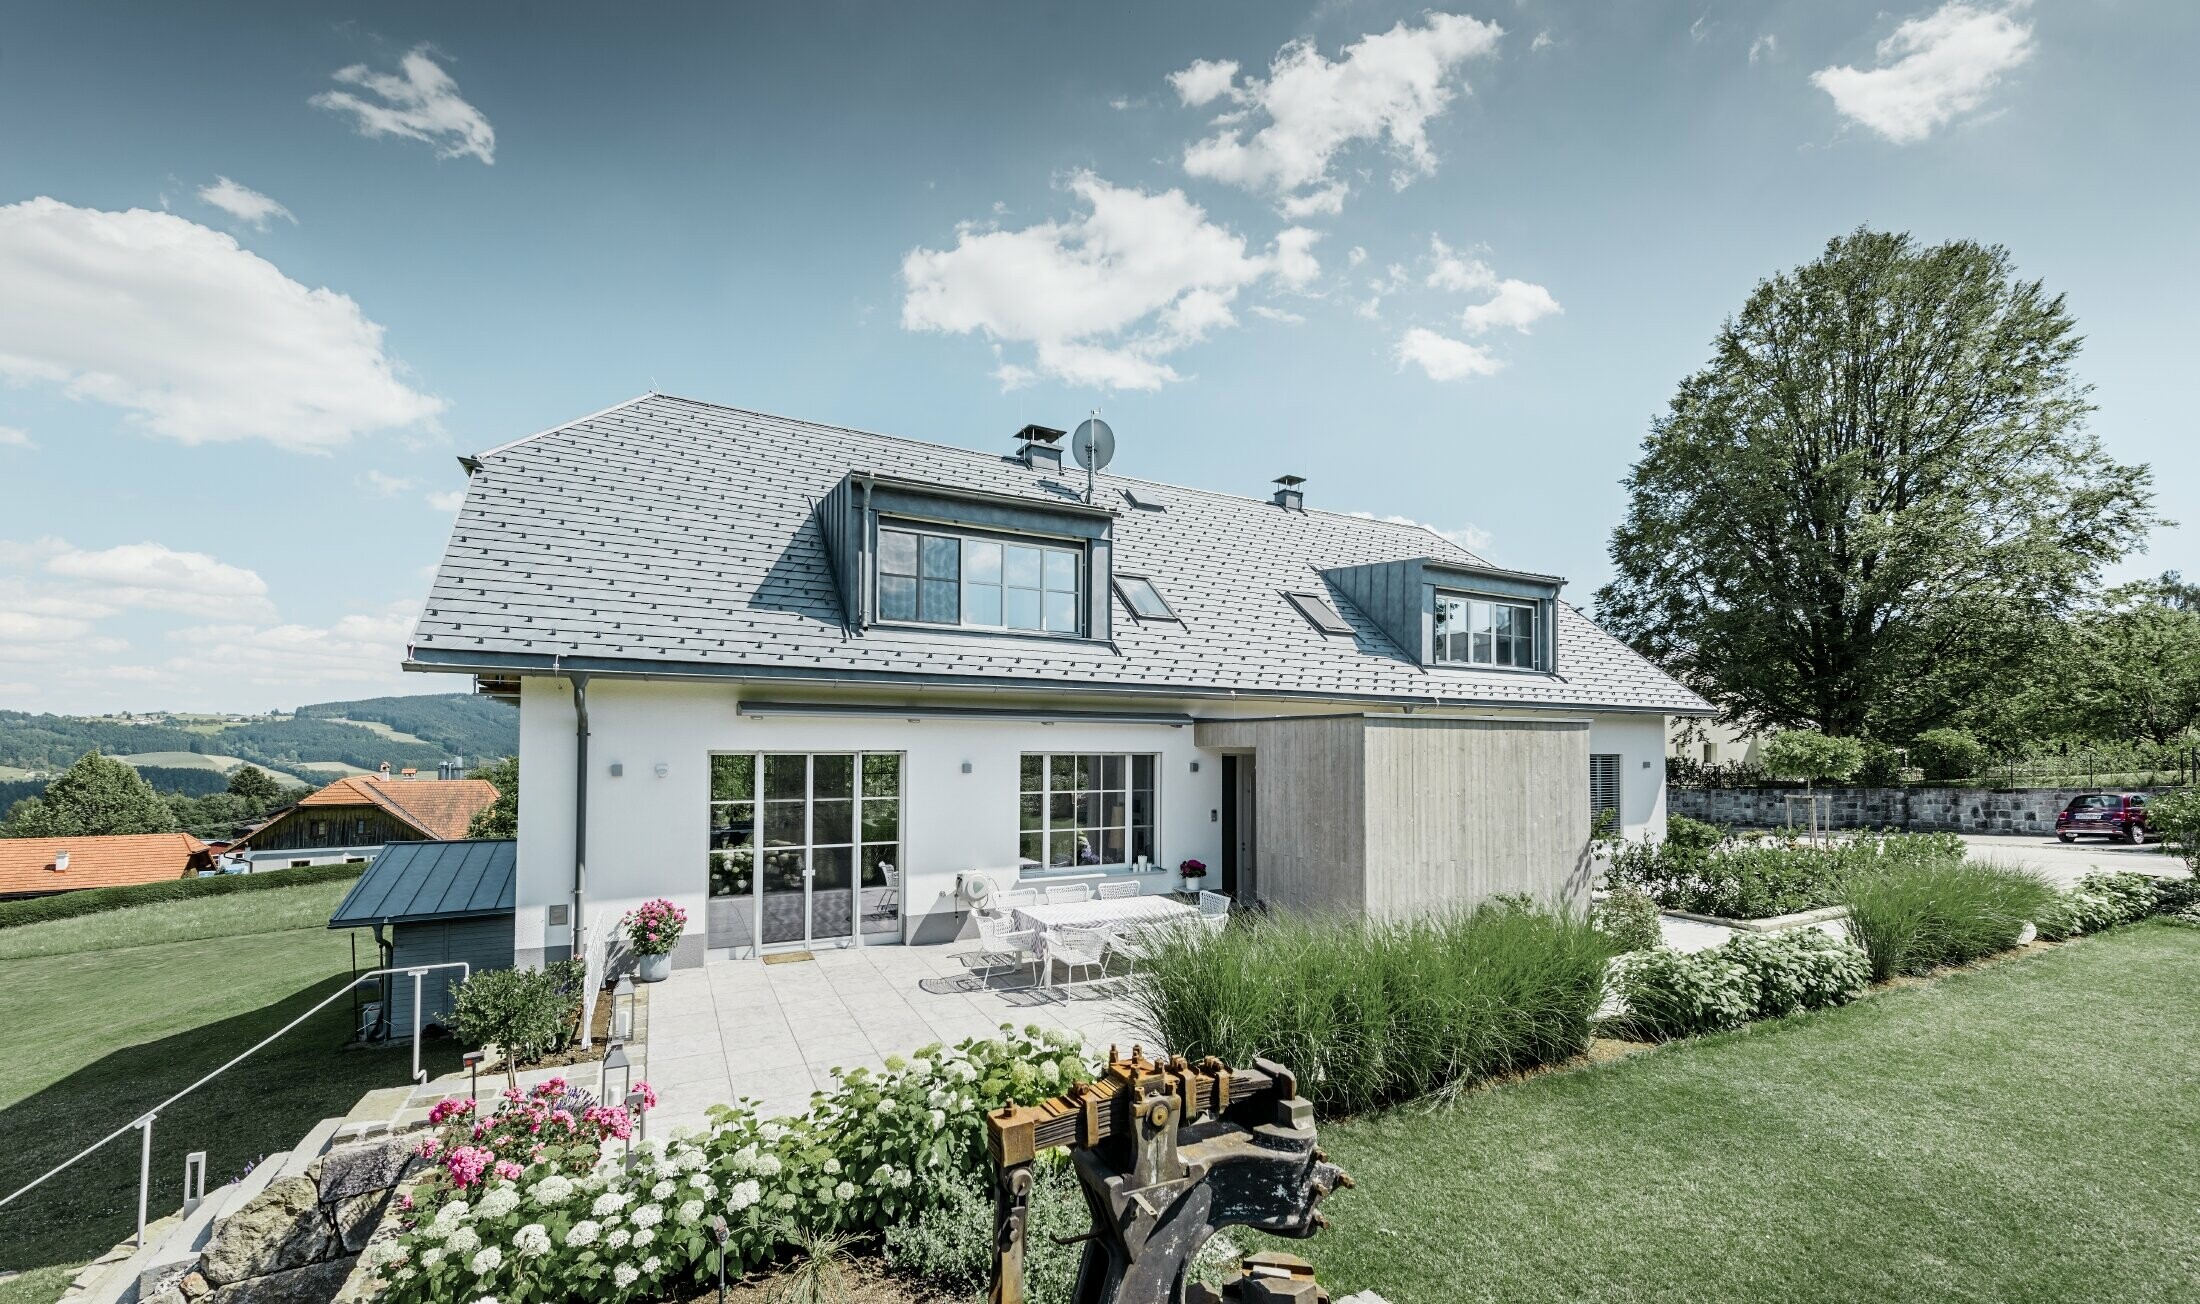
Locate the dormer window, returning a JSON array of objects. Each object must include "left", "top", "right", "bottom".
[
  {"left": 1434, "top": 594, "right": 1539, "bottom": 668},
  {"left": 877, "top": 525, "right": 1082, "bottom": 634}
]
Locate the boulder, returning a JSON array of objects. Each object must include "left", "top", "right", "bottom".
[
  {"left": 330, "top": 1191, "right": 388, "bottom": 1256},
  {"left": 310, "top": 1136, "right": 419, "bottom": 1204},
  {"left": 179, "top": 1271, "right": 212, "bottom": 1299},
  {"left": 199, "top": 1177, "right": 336, "bottom": 1287},
  {"left": 200, "top": 1257, "right": 356, "bottom": 1304}
]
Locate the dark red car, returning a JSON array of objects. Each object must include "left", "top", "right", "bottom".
[{"left": 2056, "top": 792, "right": 2150, "bottom": 844}]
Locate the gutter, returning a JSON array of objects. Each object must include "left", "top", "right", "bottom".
[{"left": 571, "top": 671, "right": 590, "bottom": 964}]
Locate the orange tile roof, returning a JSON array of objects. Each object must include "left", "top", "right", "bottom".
[
  {"left": 0, "top": 833, "right": 211, "bottom": 897},
  {"left": 289, "top": 775, "right": 500, "bottom": 841}
]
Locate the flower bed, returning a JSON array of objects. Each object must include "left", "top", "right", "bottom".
[{"left": 364, "top": 1025, "right": 1090, "bottom": 1303}]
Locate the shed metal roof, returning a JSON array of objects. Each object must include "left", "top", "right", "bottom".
[
  {"left": 328, "top": 839, "right": 516, "bottom": 928},
  {"left": 408, "top": 394, "right": 1712, "bottom": 716}
]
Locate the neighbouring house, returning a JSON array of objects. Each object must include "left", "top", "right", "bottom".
[
  {"left": 404, "top": 394, "right": 1711, "bottom": 970},
  {"left": 328, "top": 839, "right": 516, "bottom": 1037},
  {"left": 1668, "top": 717, "right": 1766, "bottom": 767},
  {"left": 223, "top": 773, "right": 500, "bottom": 870},
  {"left": 0, "top": 832, "right": 215, "bottom": 900}
]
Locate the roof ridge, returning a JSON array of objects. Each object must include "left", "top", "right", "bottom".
[{"left": 474, "top": 393, "right": 661, "bottom": 461}]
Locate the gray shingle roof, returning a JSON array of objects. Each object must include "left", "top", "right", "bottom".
[
  {"left": 409, "top": 394, "right": 1710, "bottom": 716},
  {"left": 328, "top": 839, "right": 516, "bottom": 928}
]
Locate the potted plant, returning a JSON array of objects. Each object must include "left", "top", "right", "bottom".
[
  {"left": 622, "top": 897, "right": 688, "bottom": 982},
  {"left": 1178, "top": 858, "right": 1208, "bottom": 892}
]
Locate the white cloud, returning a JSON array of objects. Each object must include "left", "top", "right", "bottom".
[
  {"left": 167, "top": 602, "right": 415, "bottom": 692},
  {"left": 1460, "top": 278, "right": 1562, "bottom": 334},
  {"left": 0, "top": 425, "right": 34, "bottom": 450},
  {"left": 1394, "top": 327, "right": 1503, "bottom": 381},
  {"left": 312, "top": 47, "right": 496, "bottom": 164},
  {"left": 1346, "top": 246, "right": 1368, "bottom": 268},
  {"left": 41, "top": 540, "right": 273, "bottom": 621},
  {"left": 1425, "top": 235, "right": 1495, "bottom": 293},
  {"left": 1249, "top": 305, "right": 1305, "bottom": 325},
  {"left": 1169, "top": 58, "right": 1241, "bottom": 107},
  {"left": 1749, "top": 34, "right": 1778, "bottom": 64},
  {"left": 1179, "top": 13, "right": 1502, "bottom": 212},
  {"left": 1811, "top": 2, "right": 2033, "bottom": 144},
  {"left": 426, "top": 488, "right": 467, "bottom": 512},
  {"left": 0, "top": 198, "right": 442, "bottom": 451},
  {"left": 196, "top": 177, "right": 295, "bottom": 229},
  {"left": 1530, "top": 31, "right": 1554, "bottom": 53},
  {"left": 901, "top": 172, "right": 1320, "bottom": 390},
  {"left": 363, "top": 470, "right": 415, "bottom": 496},
  {"left": 1691, "top": 13, "right": 1712, "bottom": 44}
]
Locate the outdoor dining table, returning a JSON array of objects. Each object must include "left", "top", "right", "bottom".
[{"left": 1011, "top": 894, "right": 1198, "bottom": 988}]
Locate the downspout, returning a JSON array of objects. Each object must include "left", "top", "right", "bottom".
[{"left": 572, "top": 672, "right": 591, "bottom": 962}]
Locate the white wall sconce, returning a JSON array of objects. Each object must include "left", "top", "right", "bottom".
[
  {"left": 1189, "top": 760, "right": 1201, "bottom": 773},
  {"left": 654, "top": 762, "right": 669, "bottom": 778},
  {"left": 961, "top": 760, "right": 972, "bottom": 774},
  {"left": 608, "top": 762, "right": 624, "bottom": 778}
]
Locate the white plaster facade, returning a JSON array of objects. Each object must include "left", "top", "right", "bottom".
[{"left": 512, "top": 675, "right": 1672, "bottom": 968}]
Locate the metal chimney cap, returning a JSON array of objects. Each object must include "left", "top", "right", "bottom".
[
  {"left": 1014, "top": 423, "right": 1067, "bottom": 445},
  {"left": 1273, "top": 474, "right": 1307, "bottom": 487}
]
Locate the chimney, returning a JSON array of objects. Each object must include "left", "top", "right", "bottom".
[
  {"left": 53, "top": 851, "right": 70, "bottom": 873},
  {"left": 1271, "top": 475, "right": 1307, "bottom": 511},
  {"left": 1014, "top": 424, "right": 1066, "bottom": 470}
]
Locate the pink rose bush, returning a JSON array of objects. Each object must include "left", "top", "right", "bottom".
[
  {"left": 622, "top": 899, "right": 688, "bottom": 957},
  {"left": 369, "top": 1026, "right": 1092, "bottom": 1304}
]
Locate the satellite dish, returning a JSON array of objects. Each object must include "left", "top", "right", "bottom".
[{"left": 1071, "top": 417, "right": 1116, "bottom": 472}]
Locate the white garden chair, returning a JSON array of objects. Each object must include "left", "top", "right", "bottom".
[
  {"left": 972, "top": 909, "right": 1041, "bottom": 985},
  {"left": 1044, "top": 884, "right": 1093, "bottom": 905},
  {"left": 1095, "top": 879, "right": 1140, "bottom": 900},
  {"left": 1047, "top": 927, "right": 1109, "bottom": 986},
  {"left": 1198, "top": 890, "right": 1231, "bottom": 934}
]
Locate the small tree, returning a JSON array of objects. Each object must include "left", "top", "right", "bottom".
[
  {"left": 1910, "top": 728, "right": 1988, "bottom": 782},
  {"left": 1762, "top": 730, "right": 1866, "bottom": 787},
  {"left": 468, "top": 756, "right": 518, "bottom": 839},
  {"left": 225, "top": 764, "right": 284, "bottom": 804},
  {"left": 0, "top": 752, "right": 180, "bottom": 837},
  {"left": 2148, "top": 788, "right": 2200, "bottom": 871},
  {"left": 448, "top": 960, "right": 585, "bottom": 1088}
]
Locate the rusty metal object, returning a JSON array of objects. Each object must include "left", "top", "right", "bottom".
[{"left": 987, "top": 1047, "right": 1351, "bottom": 1304}]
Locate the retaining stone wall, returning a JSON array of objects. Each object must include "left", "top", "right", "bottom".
[{"left": 1671, "top": 786, "right": 2150, "bottom": 835}]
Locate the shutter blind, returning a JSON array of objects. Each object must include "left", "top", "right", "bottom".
[{"left": 1589, "top": 754, "right": 1622, "bottom": 832}]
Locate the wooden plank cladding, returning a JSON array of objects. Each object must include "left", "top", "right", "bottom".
[{"left": 1194, "top": 713, "right": 1592, "bottom": 919}]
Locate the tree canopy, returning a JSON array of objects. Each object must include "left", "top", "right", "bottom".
[
  {"left": 468, "top": 756, "right": 519, "bottom": 840},
  {"left": 0, "top": 751, "right": 180, "bottom": 837},
  {"left": 1598, "top": 229, "right": 2159, "bottom": 740},
  {"left": 226, "top": 764, "right": 284, "bottom": 803}
]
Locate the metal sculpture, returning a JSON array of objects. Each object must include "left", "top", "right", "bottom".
[{"left": 987, "top": 1048, "right": 1352, "bottom": 1304}]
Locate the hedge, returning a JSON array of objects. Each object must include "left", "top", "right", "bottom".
[{"left": 0, "top": 860, "right": 367, "bottom": 930}]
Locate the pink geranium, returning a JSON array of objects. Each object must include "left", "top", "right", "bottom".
[{"left": 621, "top": 898, "right": 688, "bottom": 957}]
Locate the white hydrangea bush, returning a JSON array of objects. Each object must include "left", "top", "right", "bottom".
[
  {"left": 369, "top": 1024, "right": 1091, "bottom": 1303},
  {"left": 1719, "top": 928, "right": 1870, "bottom": 1018}
]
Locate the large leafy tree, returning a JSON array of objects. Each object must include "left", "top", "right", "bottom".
[
  {"left": 468, "top": 756, "right": 519, "bottom": 839},
  {"left": 1599, "top": 229, "right": 2159, "bottom": 739},
  {"left": 1, "top": 751, "right": 181, "bottom": 837}
]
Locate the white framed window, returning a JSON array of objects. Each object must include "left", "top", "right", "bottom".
[
  {"left": 1434, "top": 594, "right": 1539, "bottom": 668},
  {"left": 1113, "top": 574, "right": 1177, "bottom": 621},
  {"left": 877, "top": 525, "right": 1081, "bottom": 634},
  {"left": 1019, "top": 753, "right": 1157, "bottom": 870}
]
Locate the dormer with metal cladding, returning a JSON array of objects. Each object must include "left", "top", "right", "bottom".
[
  {"left": 816, "top": 468, "right": 1118, "bottom": 642},
  {"left": 1321, "top": 556, "right": 1564, "bottom": 675}
]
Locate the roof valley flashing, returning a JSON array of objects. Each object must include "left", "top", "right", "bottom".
[{"left": 410, "top": 394, "right": 1709, "bottom": 718}]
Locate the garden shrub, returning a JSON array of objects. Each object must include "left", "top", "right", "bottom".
[
  {"left": 411, "top": 1079, "right": 644, "bottom": 1201},
  {"left": 450, "top": 960, "right": 589, "bottom": 1080},
  {"left": 1664, "top": 812, "right": 1726, "bottom": 855},
  {"left": 366, "top": 1026, "right": 1090, "bottom": 1303},
  {"left": 882, "top": 1158, "right": 1085, "bottom": 1302},
  {"left": 2035, "top": 871, "right": 2170, "bottom": 940},
  {"left": 1718, "top": 928, "right": 1871, "bottom": 1018},
  {"left": 1909, "top": 728, "right": 1988, "bottom": 781},
  {"left": 1606, "top": 831, "right": 1965, "bottom": 920},
  {"left": 1842, "top": 859, "right": 2057, "bottom": 981},
  {"left": 1592, "top": 890, "right": 1664, "bottom": 953},
  {"left": 1855, "top": 741, "right": 1906, "bottom": 787},
  {"left": 2148, "top": 786, "right": 2200, "bottom": 869},
  {"left": 1120, "top": 901, "right": 1615, "bottom": 1114},
  {"left": 1606, "top": 947, "right": 1755, "bottom": 1040},
  {"left": 1762, "top": 729, "right": 1866, "bottom": 785},
  {"left": 0, "top": 860, "right": 364, "bottom": 930}
]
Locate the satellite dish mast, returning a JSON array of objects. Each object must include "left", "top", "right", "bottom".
[{"left": 1071, "top": 413, "right": 1115, "bottom": 505}]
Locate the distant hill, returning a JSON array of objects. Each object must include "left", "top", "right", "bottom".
[{"left": 0, "top": 694, "right": 517, "bottom": 785}]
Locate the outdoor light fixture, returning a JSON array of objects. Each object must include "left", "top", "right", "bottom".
[
  {"left": 611, "top": 974, "right": 636, "bottom": 1041},
  {"left": 464, "top": 1050, "right": 485, "bottom": 1102},
  {"left": 608, "top": 761, "right": 624, "bottom": 778},
  {"left": 706, "top": 1215, "right": 731, "bottom": 1302},
  {"left": 961, "top": 760, "right": 972, "bottom": 773},
  {"left": 654, "top": 761, "right": 669, "bottom": 778},
  {"left": 1189, "top": 760, "right": 1200, "bottom": 772},
  {"left": 600, "top": 1041, "right": 631, "bottom": 1109}
]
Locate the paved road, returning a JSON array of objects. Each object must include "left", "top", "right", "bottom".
[{"left": 1956, "top": 833, "right": 2189, "bottom": 887}]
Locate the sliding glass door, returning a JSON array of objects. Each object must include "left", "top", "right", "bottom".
[{"left": 709, "top": 752, "right": 902, "bottom": 955}]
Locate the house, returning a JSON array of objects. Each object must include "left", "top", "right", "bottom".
[
  {"left": 223, "top": 773, "right": 499, "bottom": 870},
  {"left": 0, "top": 832, "right": 214, "bottom": 900},
  {"left": 328, "top": 839, "right": 516, "bottom": 1036},
  {"left": 405, "top": 394, "right": 1711, "bottom": 971}
]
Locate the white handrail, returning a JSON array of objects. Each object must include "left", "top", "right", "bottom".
[{"left": 0, "top": 961, "right": 470, "bottom": 1244}]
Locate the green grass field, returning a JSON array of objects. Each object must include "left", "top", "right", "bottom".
[
  {"left": 114, "top": 751, "right": 245, "bottom": 773},
  {"left": 0, "top": 880, "right": 460, "bottom": 1281},
  {"left": 1303, "top": 924, "right": 2200, "bottom": 1303}
]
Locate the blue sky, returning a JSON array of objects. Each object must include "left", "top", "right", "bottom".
[{"left": 2, "top": 1, "right": 2192, "bottom": 714}]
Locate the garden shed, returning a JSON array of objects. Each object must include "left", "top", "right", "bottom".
[{"left": 328, "top": 839, "right": 516, "bottom": 1037}]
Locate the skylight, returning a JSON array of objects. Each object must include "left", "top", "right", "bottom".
[
  {"left": 1121, "top": 488, "right": 1168, "bottom": 512},
  {"left": 1114, "top": 575, "right": 1177, "bottom": 621},
  {"left": 1284, "top": 591, "right": 1353, "bottom": 636}
]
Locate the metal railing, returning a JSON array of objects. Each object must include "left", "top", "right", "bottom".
[{"left": 0, "top": 962, "right": 470, "bottom": 1249}]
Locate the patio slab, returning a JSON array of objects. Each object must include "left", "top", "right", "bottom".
[{"left": 633, "top": 941, "right": 1145, "bottom": 1124}]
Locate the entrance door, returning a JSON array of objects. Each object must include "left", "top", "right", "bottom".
[{"left": 1219, "top": 754, "right": 1255, "bottom": 900}]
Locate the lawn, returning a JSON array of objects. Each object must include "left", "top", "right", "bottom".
[
  {"left": 0, "top": 881, "right": 460, "bottom": 1281},
  {"left": 1301, "top": 924, "right": 2200, "bottom": 1303}
]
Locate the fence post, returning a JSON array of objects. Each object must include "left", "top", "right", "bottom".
[
  {"left": 136, "top": 1113, "right": 156, "bottom": 1248},
  {"left": 411, "top": 969, "right": 427, "bottom": 1084}
]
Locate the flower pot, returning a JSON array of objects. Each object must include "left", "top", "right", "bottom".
[{"left": 636, "top": 951, "right": 672, "bottom": 983}]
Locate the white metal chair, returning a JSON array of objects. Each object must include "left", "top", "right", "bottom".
[
  {"left": 973, "top": 909, "right": 1041, "bottom": 984},
  {"left": 1095, "top": 879, "right": 1140, "bottom": 900},
  {"left": 1198, "top": 890, "right": 1231, "bottom": 934},
  {"left": 1045, "top": 884, "right": 1093, "bottom": 905},
  {"left": 878, "top": 864, "right": 899, "bottom": 915},
  {"left": 1000, "top": 887, "right": 1040, "bottom": 909},
  {"left": 1104, "top": 924, "right": 1156, "bottom": 974},
  {"left": 1048, "top": 927, "right": 1109, "bottom": 986}
]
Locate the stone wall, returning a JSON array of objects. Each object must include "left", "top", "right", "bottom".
[{"left": 1671, "top": 786, "right": 2145, "bottom": 835}]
